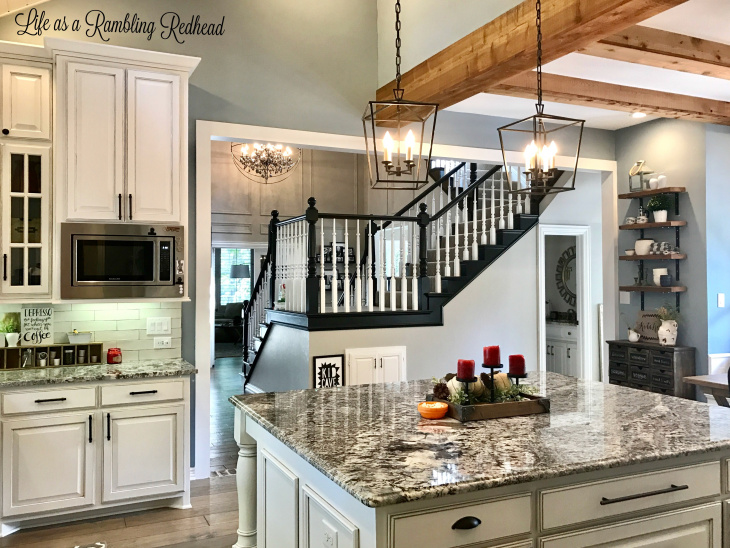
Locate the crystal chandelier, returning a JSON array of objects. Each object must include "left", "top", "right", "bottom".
[
  {"left": 231, "top": 142, "right": 301, "bottom": 185},
  {"left": 362, "top": 0, "right": 438, "bottom": 190},
  {"left": 497, "top": 0, "right": 584, "bottom": 196}
]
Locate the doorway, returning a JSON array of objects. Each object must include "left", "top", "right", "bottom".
[{"left": 538, "top": 225, "right": 592, "bottom": 380}]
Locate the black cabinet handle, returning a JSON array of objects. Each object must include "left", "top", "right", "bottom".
[
  {"left": 129, "top": 390, "right": 158, "bottom": 396},
  {"left": 2, "top": 128, "right": 9, "bottom": 135},
  {"left": 88, "top": 415, "right": 92, "bottom": 443},
  {"left": 118, "top": 194, "right": 122, "bottom": 220},
  {"left": 600, "top": 484, "right": 688, "bottom": 506},
  {"left": 106, "top": 412, "right": 111, "bottom": 441},
  {"left": 567, "top": 347, "right": 571, "bottom": 359},
  {"left": 452, "top": 516, "right": 482, "bottom": 530},
  {"left": 129, "top": 194, "right": 133, "bottom": 220},
  {"left": 35, "top": 397, "right": 67, "bottom": 403},
  {"left": 2, "top": 253, "right": 6, "bottom": 281}
]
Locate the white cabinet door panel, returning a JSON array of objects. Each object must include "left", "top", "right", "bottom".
[
  {"left": 346, "top": 347, "right": 406, "bottom": 386},
  {"left": 103, "top": 404, "right": 184, "bottom": 502},
  {"left": 2, "top": 64, "right": 50, "bottom": 140},
  {"left": 259, "top": 449, "right": 298, "bottom": 548},
  {"left": 66, "top": 62, "right": 125, "bottom": 221},
  {"left": 3, "top": 412, "right": 94, "bottom": 516},
  {"left": 349, "top": 355, "right": 376, "bottom": 386},
  {"left": 380, "top": 353, "right": 402, "bottom": 384},
  {"left": 127, "top": 70, "right": 180, "bottom": 223}
]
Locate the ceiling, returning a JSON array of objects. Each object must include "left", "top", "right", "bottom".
[{"left": 446, "top": 0, "right": 730, "bottom": 130}]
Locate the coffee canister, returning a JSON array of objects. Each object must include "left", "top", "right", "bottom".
[{"left": 107, "top": 348, "right": 122, "bottom": 364}]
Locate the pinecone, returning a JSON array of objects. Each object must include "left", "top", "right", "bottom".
[
  {"left": 480, "top": 372, "right": 491, "bottom": 388},
  {"left": 444, "top": 372, "right": 456, "bottom": 382},
  {"left": 433, "top": 382, "right": 450, "bottom": 401}
]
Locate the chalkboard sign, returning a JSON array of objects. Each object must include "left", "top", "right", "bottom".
[
  {"left": 635, "top": 311, "right": 661, "bottom": 343},
  {"left": 21, "top": 306, "right": 53, "bottom": 346}
]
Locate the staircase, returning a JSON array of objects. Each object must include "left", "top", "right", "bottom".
[{"left": 241, "top": 161, "right": 544, "bottom": 388}]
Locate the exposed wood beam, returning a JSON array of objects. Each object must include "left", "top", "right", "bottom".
[
  {"left": 376, "top": 0, "right": 689, "bottom": 110},
  {"left": 580, "top": 25, "right": 730, "bottom": 79},
  {"left": 490, "top": 72, "right": 730, "bottom": 125}
]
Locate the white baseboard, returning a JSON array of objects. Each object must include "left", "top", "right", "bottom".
[
  {"left": 708, "top": 353, "right": 730, "bottom": 375},
  {"left": 245, "top": 383, "right": 264, "bottom": 394}
]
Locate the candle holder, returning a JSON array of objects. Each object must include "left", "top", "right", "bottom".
[
  {"left": 456, "top": 376, "right": 478, "bottom": 405},
  {"left": 507, "top": 372, "right": 528, "bottom": 387},
  {"left": 481, "top": 363, "right": 503, "bottom": 403}
]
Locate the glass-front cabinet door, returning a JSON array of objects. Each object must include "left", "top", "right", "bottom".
[{"left": 1, "top": 144, "right": 50, "bottom": 295}]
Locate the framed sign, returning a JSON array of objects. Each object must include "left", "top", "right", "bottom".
[
  {"left": 635, "top": 311, "right": 661, "bottom": 343},
  {"left": 313, "top": 354, "right": 345, "bottom": 388},
  {"left": 21, "top": 305, "right": 53, "bottom": 346}
]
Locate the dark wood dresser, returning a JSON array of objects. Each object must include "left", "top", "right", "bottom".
[{"left": 607, "top": 340, "right": 696, "bottom": 399}]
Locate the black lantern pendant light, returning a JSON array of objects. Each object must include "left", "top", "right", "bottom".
[
  {"left": 497, "top": 0, "right": 585, "bottom": 196},
  {"left": 363, "top": 0, "right": 438, "bottom": 190}
]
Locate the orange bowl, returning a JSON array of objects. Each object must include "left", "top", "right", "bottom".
[{"left": 418, "top": 401, "right": 449, "bottom": 419}]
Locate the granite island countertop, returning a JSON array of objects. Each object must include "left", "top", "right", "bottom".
[
  {"left": 0, "top": 358, "right": 197, "bottom": 387},
  {"left": 231, "top": 372, "right": 730, "bottom": 507}
]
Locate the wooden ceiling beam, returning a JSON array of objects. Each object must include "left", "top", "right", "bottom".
[
  {"left": 376, "top": 0, "right": 689, "bottom": 110},
  {"left": 580, "top": 25, "right": 730, "bottom": 79},
  {"left": 490, "top": 72, "right": 730, "bottom": 125}
]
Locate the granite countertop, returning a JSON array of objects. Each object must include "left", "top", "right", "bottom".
[
  {"left": 0, "top": 358, "right": 197, "bottom": 387},
  {"left": 231, "top": 372, "right": 730, "bottom": 508}
]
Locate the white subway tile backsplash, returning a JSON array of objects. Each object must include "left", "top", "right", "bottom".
[
  {"left": 161, "top": 302, "right": 182, "bottom": 309},
  {"left": 118, "top": 302, "right": 162, "bottom": 310},
  {"left": 119, "top": 338, "right": 156, "bottom": 351},
  {"left": 94, "top": 309, "right": 139, "bottom": 321},
  {"left": 139, "top": 348, "right": 180, "bottom": 360},
  {"left": 71, "top": 303, "right": 119, "bottom": 311},
  {"left": 54, "top": 311, "right": 95, "bottom": 322},
  {"left": 138, "top": 308, "right": 181, "bottom": 320},
  {"left": 95, "top": 330, "right": 140, "bottom": 342},
  {"left": 116, "top": 319, "right": 147, "bottom": 330}
]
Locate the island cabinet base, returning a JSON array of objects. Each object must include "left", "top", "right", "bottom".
[{"left": 237, "top": 411, "right": 729, "bottom": 548}]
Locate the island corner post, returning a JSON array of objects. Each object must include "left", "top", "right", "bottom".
[{"left": 233, "top": 406, "right": 257, "bottom": 548}]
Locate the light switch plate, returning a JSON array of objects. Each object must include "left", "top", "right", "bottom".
[
  {"left": 146, "top": 317, "right": 172, "bottom": 335},
  {"left": 619, "top": 291, "right": 631, "bottom": 305},
  {"left": 154, "top": 337, "right": 172, "bottom": 349},
  {"left": 719, "top": 293, "right": 726, "bottom": 308}
]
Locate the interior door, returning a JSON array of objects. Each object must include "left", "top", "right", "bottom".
[
  {"left": 1, "top": 64, "right": 50, "bottom": 140},
  {"left": 126, "top": 70, "right": 180, "bottom": 223},
  {"left": 66, "top": 62, "right": 125, "bottom": 221},
  {"left": 2, "top": 412, "right": 95, "bottom": 516},
  {"left": 103, "top": 404, "right": 184, "bottom": 502}
]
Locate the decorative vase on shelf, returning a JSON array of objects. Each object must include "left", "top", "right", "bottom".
[
  {"left": 653, "top": 210, "right": 668, "bottom": 223},
  {"left": 5, "top": 333, "right": 19, "bottom": 347},
  {"left": 657, "top": 320, "right": 678, "bottom": 346},
  {"left": 653, "top": 268, "right": 669, "bottom": 287},
  {"left": 628, "top": 329, "right": 640, "bottom": 342}
]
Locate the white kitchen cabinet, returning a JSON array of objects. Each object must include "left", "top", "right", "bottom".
[
  {"left": 345, "top": 346, "right": 406, "bottom": 386},
  {"left": 103, "top": 404, "right": 184, "bottom": 502},
  {"left": 0, "top": 143, "right": 51, "bottom": 296},
  {"left": 65, "top": 62, "right": 125, "bottom": 221},
  {"left": 2, "top": 412, "right": 95, "bottom": 516},
  {"left": 1, "top": 63, "right": 50, "bottom": 140},
  {"left": 126, "top": 70, "right": 180, "bottom": 223},
  {"left": 259, "top": 449, "right": 298, "bottom": 548}
]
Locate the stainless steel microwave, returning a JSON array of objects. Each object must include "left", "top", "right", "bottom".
[{"left": 61, "top": 223, "right": 184, "bottom": 299}]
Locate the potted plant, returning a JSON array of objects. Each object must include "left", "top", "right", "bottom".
[
  {"left": 656, "top": 304, "right": 680, "bottom": 346},
  {"left": 646, "top": 194, "right": 673, "bottom": 223},
  {"left": 1, "top": 312, "right": 21, "bottom": 347}
]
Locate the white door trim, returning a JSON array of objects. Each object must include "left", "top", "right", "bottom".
[
  {"left": 194, "top": 120, "right": 617, "bottom": 480},
  {"left": 538, "top": 224, "right": 593, "bottom": 381}
]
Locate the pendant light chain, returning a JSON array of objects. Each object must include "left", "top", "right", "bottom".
[
  {"left": 535, "top": 0, "right": 544, "bottom": 115},
  {"left": 394, "top": 0, "right": 404, "bottom": 100}
]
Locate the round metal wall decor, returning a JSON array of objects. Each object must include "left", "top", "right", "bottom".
[{"left": 555, "top": 245, "right": 576, "bottom": 306}]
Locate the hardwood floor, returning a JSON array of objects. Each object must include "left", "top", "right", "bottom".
[{"left": 0, "top": 355, "right": 246, "bottom": 547}]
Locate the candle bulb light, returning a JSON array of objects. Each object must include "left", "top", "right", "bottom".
[
  {"left": 382, "top": 131, "right": 394, "bottom": 163},
  {"left": 405, "top": 129, "right": 415, "bottom": 163}
]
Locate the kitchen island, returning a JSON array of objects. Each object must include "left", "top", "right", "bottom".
[
  {"left": 231, "top": 372, "right": 730, "bottom": 547},
  {"left": 0, "top": 359, "right": 196, "bottom": 536}
]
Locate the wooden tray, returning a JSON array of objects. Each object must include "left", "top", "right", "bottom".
[{"left": 426, "top": 393, "right": 550, "bottom": 422}]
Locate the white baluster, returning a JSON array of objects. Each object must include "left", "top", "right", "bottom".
[
  {"left": 299, "top": 221, "right": 305, "bottom": 313},
  {"left": 439, "top": 178, "right": 444, "bottom": 235},
  {"left": 435, "top": 211, "right": 441, "bottom": 293},
  {"left": 400, "top": 222, "right": 407, "bottom": 311},
  {"left": 430, "top": 196, "right": 436, "bottom": 248},
  {"left": 516, "top": 192, "right": 523, "bottom": 215},
  {"left": 490, "top": 179, "right": 497, "bottom": 246},
  {"left": 331, "top": 219, "right": 338, "bottom": 314},
  {"left": 281, "top": 224, "right": 288, "bottom": 311},
  {"left": 462, "top": 186, "right": 470, "bottom": 261},
  {"left": 343, "top": 219, "right": 350, "bottom": 313},
  {"left": 507, "top": 178, "right": 514, "bottom": 230},
  {"left": 444, "top": 184, "right": 451, "bottom": 277},
  {"left": 411, "top": 220, "right": 418, "bottom": 309},
  {"left": 454, "top": 189, "right": 461, "bottom": 277},
  {"left": 481, "top": 182, "right": 487, "bottom": 245},
  {"left": 499, "top": 173, "right": 506, "bottom": 230},
  {"left": 320, "top": 220, "right": 325, "bottom": 312},
  {"left": 378, "top": 224, "right": 385, "bottom": 311},
  {"left": 389, "top": 225, "right": 396, "bottom": 311},
  {"left": 367, "top": 221, "right": 374, "bottom": 312},
  {"left": 355, "top": 220, "right": 362, "bottom": 313},
  {"left": 522, "top": 168, "right": 532, "bottom": 214},
  {"left": 471, "top": 185, "right": 478, "bottom": 259}
]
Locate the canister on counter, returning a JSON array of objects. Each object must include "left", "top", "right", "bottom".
[{"left": 107, "top": 347, "right": 122, "bottom": 364}]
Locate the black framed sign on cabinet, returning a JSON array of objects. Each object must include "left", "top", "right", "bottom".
[{"left": 313, "top": 354, "right": 345, "bottom": 388}]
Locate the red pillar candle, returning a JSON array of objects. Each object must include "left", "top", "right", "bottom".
[
  {"left": 483, "top": 346, "right": 500, "bottom": 366},
  {"left": 457, "top": 359, "right": 475, "bottom": 380},
  {"left": 509, "top": 355, "right": 526, "bottom": 376}
]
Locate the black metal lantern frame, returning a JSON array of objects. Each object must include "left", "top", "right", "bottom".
[
  {"left": 497, "top": 0, "right": 585, "bottom": 197},
  {"left": 362, "top": 0, "right": 438, "bottom": 191}
]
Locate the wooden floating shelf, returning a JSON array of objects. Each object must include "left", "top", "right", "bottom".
[
  {"left": 619, "top": 285, "right": 687, "bottom": 293},
  {"left": 619, "top": 254, "right": 686, "bottom": 261},
  {"left": 618, "top": 187, "right": 687, "bottom": 199},
  {"left": 619, "top": 221, "right": 687, "bottom": 230}
]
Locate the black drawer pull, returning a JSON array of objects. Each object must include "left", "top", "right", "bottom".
[
  {"left": 35, "top": 397, "right": 67, "bottom": 403},
  {"left": 600, "top": 484, "right": 688, "bottom": 505},
  {"left": 129, "top": 390, "right": 158, "bottom": 396},
  {"left": 118, "top": 193, "right": 122, "bottom": 220},
  {"left": 107, "top": 412, "right": 111, "bottom": 441},
  {"left": 451, "top": 516, "right": 482, "bottom": 530},
  {"left": 128, "top": 194, "right": 133, "bottom": 220},
  {"left": 2, "top": 253, "right": 6, "bottom": 281},
  {"left": 88, "top": 415, "right": 92, "bottom": 443}
]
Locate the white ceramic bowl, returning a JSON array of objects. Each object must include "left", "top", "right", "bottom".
[
  {"left": 625, "top": 249, "right": 635, "bottom": 256},
  {"left": 634, "top": 239, "right": 654, "bottom": 255}
]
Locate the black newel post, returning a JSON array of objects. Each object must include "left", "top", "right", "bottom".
[
  {"left": 269, "top": 210, "right": 279, "bottom": 308},
  {"left": 417, "top": 203, "right": 431, "bottom": 309},
  {"left": 242, "top": 300, "right": 250, "bottom": 364},
  {"left": 305, "top": 197, "right": 319, "bottom": 314}
]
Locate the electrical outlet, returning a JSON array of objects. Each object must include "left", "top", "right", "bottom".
[
  {"left": 719, "top": 293, "right": 726, "bottom": 308},
  {"left": 322, "top": 520, "right": 337, "bottom": 548},
  {"left": 146, "top": 317, "right": 172, "bottom": 335},
  {"left": 154, "top": 337, "right": 172, "bottom": 349}
]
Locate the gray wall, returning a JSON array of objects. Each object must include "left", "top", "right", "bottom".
[
  {"left": 249, "top": 324, "right": 310, "bottom": 392},
  {"left": 615, "top": 119, "right": 708, "bottom": 374}
]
